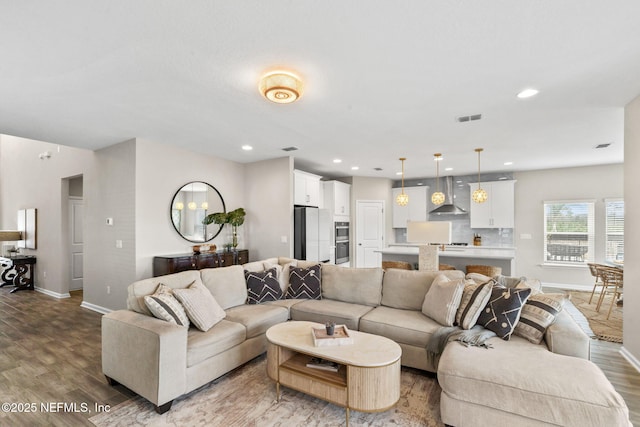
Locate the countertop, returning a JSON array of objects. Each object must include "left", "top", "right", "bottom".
[{"left": 377, "top": 245, "right": 516, "bottom": 260}]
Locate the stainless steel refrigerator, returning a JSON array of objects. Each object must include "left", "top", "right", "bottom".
[{"left": 294, "top": 207, "right": 330, "bottom": 262}]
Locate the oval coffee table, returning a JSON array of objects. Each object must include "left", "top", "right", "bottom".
[{"left": 266, "top": 321, "right": 401, "bottom": 426}]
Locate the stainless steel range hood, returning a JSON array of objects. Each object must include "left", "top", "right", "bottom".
[{"left": 429, "top": 176, "right": 467, "bottom": 215}]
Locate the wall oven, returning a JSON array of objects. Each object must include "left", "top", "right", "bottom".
[{"left": 335, "top": 222, "right": 349, "bottom": 264}]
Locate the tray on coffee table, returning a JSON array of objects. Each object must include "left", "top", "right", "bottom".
[{"left": 311, "top": 325, "right": 353, "bottom": 347}]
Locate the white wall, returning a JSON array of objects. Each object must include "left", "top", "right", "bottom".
[
  {"left": 134, "top": 139, "right": 246, "bottom": 280},
  {"left": 513, "top": 164, "right": 623, "bottom": 286},
  {"left": 624, "top": 95, "right": 640, "bottom": 365},
  {"left": 0, "top": 135, "right": 95, "bottom": 295},
  {"left": 84, "top": 140, "right": 137, "bottom": 309},
  {"left": 350, "top": 176, "right": 393, "bottom": 266},
  {"left": 243, "top": 157, "right": 293, "bottom": 260}
]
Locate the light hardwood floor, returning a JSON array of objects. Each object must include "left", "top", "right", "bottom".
[{"left": 0, "top": 287, "right": 638, "bottom": 426}]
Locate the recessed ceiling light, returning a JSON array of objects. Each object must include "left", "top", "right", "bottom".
[
  {"left": 517, "top": 88, "right": 539, "bottom": 99},
  {"left": 504, "top": 161, "right": 513, "bottom": 166},
  {"left": 445, "top": 167, "right": 453, "bottom": 171},
  {"left": 499, "top": 177, "right": 508, "bottom": 180},
  {"left": 351, "top": 166, "right": 359, "bottom": 170},
  {"left": 396, "top": 171, "right": 402, "bottom": 176},
  {"left": 241, "top": 145, "right": 253, "bottom": 151},
  {"left": 417, "top": 183, "right": 423, "bottom": 186},
  {"left": 333, "top": 159, "right": 342, "bottom": 164}
]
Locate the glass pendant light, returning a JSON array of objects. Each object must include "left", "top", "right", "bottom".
[
  {"left": 188, "top": 183, "right": 197, "bottom": 210},
  {"left": 431, "top": 153, "right": 445, "bottom": 205},
  {"left": 472, "top": 148, "right": 488, "bottom": 203},
  {"left": 396, "top": 157, "right": 409, "bottom": 206}
]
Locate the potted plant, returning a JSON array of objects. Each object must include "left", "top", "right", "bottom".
[{"left": 203, "top": 208, "right": 246, "bottom": 249}]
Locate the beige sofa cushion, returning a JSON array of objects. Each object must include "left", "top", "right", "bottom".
[
  {"left": 224, "top": 304, "right": 288, "bottom": 339},
  {"left": 174, "top": 281, "right": 226, "bottom": 332},
  {"left": 438, "top": 335, "right": 630, "bottom": 427},
  {"left": 127, "top": 270, "right": 203, "bottom": 316},
  {"left": 321, "top": 265, "right": 384, "bottom": 306},
  {"left": 421, "top": 275, "right": 465, "bottom": 327},
  {"left": 290, "top": 299, "right": 374, "bottom": 330},
  {"left": 186, "top": 319, "right": 246, "bottom": 367},
  {"left": 200, "top": 265, "right": 247, "bottom": 309},
  {"left": 359, "top": 306, "right": 441, "bottom": 347},
  {"left": 382, "top": 269, "right": 464, "bottom": 310}
]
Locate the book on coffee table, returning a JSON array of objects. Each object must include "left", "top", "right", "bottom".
[
  {"left": 311, "top": 325, "right": 353, "bottom": 347},
  {"left": 306, "top": 357, "right": 340, "bottom": 372}
]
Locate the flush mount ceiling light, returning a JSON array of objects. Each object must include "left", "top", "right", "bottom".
[
  {"left": 259, "top": 71, "right": 303, "bottom": 104},
  {"left": 472, "top": 148, "right": 488, "bottom": 204},
  {"left": 517, "top": 88, "right": 539, "bottom": 99},
  {"left": 396, "top": 157, "right": 409, "bottom": 206},
  {"left": 431, "top": 153, "right": 445, "bottom": 206}
]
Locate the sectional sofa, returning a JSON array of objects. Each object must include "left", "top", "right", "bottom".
[{"left": 101, "top": 257, "right": 631, "bottom": 426}]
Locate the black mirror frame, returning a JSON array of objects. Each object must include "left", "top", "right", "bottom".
[{"left": 170, "top": 181, "right": 226, "bottom": 243}]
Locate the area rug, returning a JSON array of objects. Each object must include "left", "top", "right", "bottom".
[
  {"left": 568, "top": 291, "right": 623, "bottom": 343},
  {"left": 89, "top": 354, "right": 442, "bottom": 427}
]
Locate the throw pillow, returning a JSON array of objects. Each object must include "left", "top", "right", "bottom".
[
  {"left": 477, "top": 286, "right": 532, "bottom": 340},
  {"left": 515, "top": 277, "right": 543, "bottom": 296},
  {"left": 465, "top": 272, "right": 492, "bottom": 285},
  {"left": 514, "top": 293, "right": 568, "bottom": 344},
  {"left": 174, "top": 281, "right": 226, "bottom": 332},
  {"left": 245, "top": 268, "right": 283, "bottom": 304},
  {"left": 264, "top": 260, "right": 298, "bottom": 292},
  {"left": 286, "top": 264, "right": 322, "bottom": 299},
  {"left": 144, "top": 283, "right": 190, "bottom": 327},
  {"left": 421, "top": 275, "right": 465, "bottom": 326},
  {"left": 455, "top": 281, "right": 493, "bottom": 329}
]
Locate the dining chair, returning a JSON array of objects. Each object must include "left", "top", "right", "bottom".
[
  {"left": 587, "top": 263, "right": 606, "bottom": 304},
  {"left": 596, "top": 267, "right": 623, "bottom": 319}
]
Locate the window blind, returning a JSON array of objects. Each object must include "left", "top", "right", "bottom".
[{"left": 605, "top": 199, "right": 624, "bottom": 262}]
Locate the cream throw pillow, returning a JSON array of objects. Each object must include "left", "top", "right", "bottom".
[
  {"left": 174, "top": 281, "right": 226, "bottom": 332},
  {"left": 455, "top": 280, "right": 493, "bottom": 329},
  {"left": 144, "top": 283, "right": 190, "bottom": 327},
  {"left": 422, "top": 275, "right": 465, "bottom": 326}
]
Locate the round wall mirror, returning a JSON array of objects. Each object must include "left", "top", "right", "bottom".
[{"left": 170, "top": 181, "right": 226, "bottom": 243}]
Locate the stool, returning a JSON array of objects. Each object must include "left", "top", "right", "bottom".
[
  {"left": 466, "top": 265, "right": 502, "bottom": 277},
  {"left": 381, "top": 261, "right": 412, "bottom": 270},
  {"left": 439, "top": 263, "right": 456, "bottom": 271}
]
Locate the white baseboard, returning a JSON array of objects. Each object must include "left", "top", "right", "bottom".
[
  {"left": 35, "top": 287, "right": 70, "bottom": 299},
  {"left": 541, "top": 282, "right": 591, "bottom": 292},
  {"left": 620, "top": 347, "right": 640, "bottom": 374},
  {"left": 80, "top": 301, "right": 112, "bottom": 315}
]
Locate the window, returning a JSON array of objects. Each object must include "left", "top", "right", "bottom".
[
  {"left": 543, "top": 201, "right": 594, "bottom": 264},
  {"left": 605, "top": 199, "right": 624, "bottom": 262}
]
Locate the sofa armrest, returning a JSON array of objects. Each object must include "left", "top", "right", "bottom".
[
  {"left": 102, "top": 310, "right": 188, "bottom": 406},
  {"left": 544, "top": 310, "right": 590, "bottom": 359}
]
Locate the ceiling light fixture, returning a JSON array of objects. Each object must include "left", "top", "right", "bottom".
[
  {"left": 396, "top": 157, "right": 409, "bottom": 206},
  {"left": 188, "top": 183, "right": 197, "bottom": 210},
  {"left": 517, "top": 88, "right": 539, "bottom": 99},
  {"left": 472, "top": 148, "right": 488, "bottom": 204},
  {"left": 431, "top": 153, "right": 445, "bottom": 206},
  {"left": 504, "top": 161, "right": 513, "bottom": 166},
  {"left": 242, "top": 145, "right": 253, "bottom": 151},
  {"left": 333, "top": 159, "right": 342, "bottom": 163},
  {"left": 259, "top": 70, "right": 303, "bottom": 104},
  {"left": 351, "top": 166, "right": 359, "bottom": 170}
]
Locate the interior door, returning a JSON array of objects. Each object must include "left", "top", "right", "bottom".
[
  {"left": 355, "top": 200, "right": 385, "bottom": 268},
  {"left": 69, "top": 197, "right": 84, "bottom": 290}
]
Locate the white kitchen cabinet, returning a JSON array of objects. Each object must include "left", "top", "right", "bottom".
[
  {"left": 294, "top": 170, "right": 322, "bottom": 206},
  {"left": 392, "top": 186, "right": 429, "bottom": 228},
  {"left": 468, "top": 180, "right": 515, "bottom": 228},
  {"left": 323, "top": 180, "right": 351, "bottom": 216}
]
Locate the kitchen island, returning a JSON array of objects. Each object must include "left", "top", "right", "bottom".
[{"left": 377, "top": 245, "right": 516, "bottom": 275}]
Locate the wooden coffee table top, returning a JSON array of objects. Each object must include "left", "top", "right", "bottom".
[{"left": 266, "top": 321, "right": 401, "bottom": 367}]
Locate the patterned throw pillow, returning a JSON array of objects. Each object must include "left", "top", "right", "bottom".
[
  {"left": 286, "top": 264, "right": 322, "bottom": 299},
  {"left": 174, "top": 281, "right": 226, "bottom": 332},
  {"left": 514, "top": 293, "right": 568, "bottom": 344},
  {"left": 144, "top": 283, "right": 190, "bottom": 327},
  {"left": 422, "top": 275, "right": 465, "bottom": 326},
  {"left": 455, "top": 281, "right": 493, "bottom": 329},
  {"left": 477, "top": 286, "right": 532, "bottom": 340},
  {"left": 245, "top": 268, "right": 283, "bottom": 304}
]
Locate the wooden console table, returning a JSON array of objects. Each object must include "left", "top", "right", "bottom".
[
  {"left": 0, "top": 255, "right": 37, "bottom": 293},
  {"left": 153, "top": 249, "right": 249, "bottom": 277}
]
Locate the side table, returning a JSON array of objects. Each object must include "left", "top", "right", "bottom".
[{"left": 0, "top": 255, "right": 37, "bottom": 293}]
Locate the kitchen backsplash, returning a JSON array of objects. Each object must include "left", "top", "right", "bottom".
[{"left": 393, "top": 172, "right": 515, "bottom": 247}]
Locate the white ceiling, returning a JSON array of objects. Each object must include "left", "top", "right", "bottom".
[{"left": 1, "top": 1, "right": 639, "bottom": 179}]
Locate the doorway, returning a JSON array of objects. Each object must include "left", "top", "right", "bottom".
[
  {"left": 355, "top": 200, "right": 385, "bottom": 268},
  {"left": 67, "top": 176, "right": 84, "bottom": 291}
]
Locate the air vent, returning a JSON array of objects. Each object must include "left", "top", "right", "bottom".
[
  {"left": 282, "top": 146, "right": 298, "bottom": 152},
  {"left": 595, "top": 143, "right": 611, "bottom": 149},
  {"left": 374, "top": 167, "right": 383, "bottom": 171},
  {"left": 456, "top": 114, "right": 482, "bottom": 123}
]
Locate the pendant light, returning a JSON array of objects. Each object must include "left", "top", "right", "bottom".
[
  {"left": 188, "top": 183, "right": 197, "bottom": 210},
  {"left": 396, "top": 157, "right": 409, "bottom": 206},
  {"left": 472, "top": 148, "right": 488, "bottom": 203},
  {"left": 431, "top": 153, "right": 445, "bottom": 205}
]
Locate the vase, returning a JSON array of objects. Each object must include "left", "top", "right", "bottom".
[{"left": 232, "top": 226, "right": 238, "bottom": 249}]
